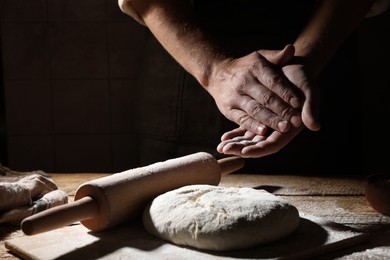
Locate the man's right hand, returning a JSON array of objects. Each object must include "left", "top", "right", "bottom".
[{"left": 207, "top": 44, "right": 306, "bottom": 135}]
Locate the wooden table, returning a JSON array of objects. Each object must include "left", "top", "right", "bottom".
[{"left": 1, "top": 173, "right": 390, "bottom": 259}]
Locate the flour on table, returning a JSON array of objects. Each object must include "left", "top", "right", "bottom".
[{"left": 143, "top": 184, "right": 300, "bottom": 251}]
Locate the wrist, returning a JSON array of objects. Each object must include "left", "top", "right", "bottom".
[
  {"left": 292, "top": 42, "right": 326, "bottom": 79},
  {"left": 195, "top": 52, "right": 233, "bottom": 90}
]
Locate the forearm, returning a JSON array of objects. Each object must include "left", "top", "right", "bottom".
[
  {"left": 294, "top": 0, "right": 374, "bottom": 78},
  {"left": 121, "top": 0, "right": 228, "bottom": 88}
]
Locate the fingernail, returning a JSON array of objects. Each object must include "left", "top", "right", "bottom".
[
  {"left": 290, "top": 97, "right": 301, "bottom": 108},
  {"left": 278, "top": 121, "right": 289, "bottom": 132}
]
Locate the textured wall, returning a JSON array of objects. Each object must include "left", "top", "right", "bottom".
[
  {"left": 1, "top": 0, "right": 148, "bottom": 172},
  {"left": 1, "top": 1, "right": 389, "bottom": 174}
]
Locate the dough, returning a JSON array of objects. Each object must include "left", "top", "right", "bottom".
[{"left": 143, "top": 185, "right": 300, "bottom": 251}]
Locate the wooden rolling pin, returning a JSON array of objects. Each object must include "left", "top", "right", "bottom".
[{"left": 21, "top": 152, "right": 245, "bottom": 235}]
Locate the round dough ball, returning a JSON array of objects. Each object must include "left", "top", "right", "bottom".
[{"left": 143, "top": 185, "right": 299, "bottom": 251}]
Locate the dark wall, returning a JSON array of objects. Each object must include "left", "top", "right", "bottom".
[
  {"left": 358, "top": 9, "right": 390, "bottom": 174},
  {"left": 0, "top": 0, "right": 148, "bottom": 172},
  {"left": 0, "top": 32, "right": 6, "bottom": 165},
  {"left": 0, "top": 1, "right": 389, "bottom": 174}
]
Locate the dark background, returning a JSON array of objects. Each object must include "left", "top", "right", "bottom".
[{"left": 0, "top": 0, "right": 389, "bottom": 174}]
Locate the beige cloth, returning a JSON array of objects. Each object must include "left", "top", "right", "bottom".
[{"left": 0, "top": 165, "right": 68, "bottom": 225}]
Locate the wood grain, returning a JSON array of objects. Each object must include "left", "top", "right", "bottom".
[
  {"left": 4, "top": 214, "right": 370, "bottom": 260},
  {"left": 2, "top": 173, "right": 390, "bottom": 259}
]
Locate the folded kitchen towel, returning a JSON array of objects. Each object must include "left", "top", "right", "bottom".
[{"left": 0, "top": 165, "right": 68, "bottom": 225}]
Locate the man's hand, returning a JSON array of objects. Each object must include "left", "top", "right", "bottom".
[
  {"left": 207, "top": 45, "right": 304, "bottom": 136},
  {"left": 216, "top": 125, "right": 304, "bottom": 158},
  {"left": 215, "top": 48, "right": 322, "bottom": 158}
]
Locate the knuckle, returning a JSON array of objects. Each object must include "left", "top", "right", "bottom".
[
  {"left": 237, "top": 114, "right": 251, "bottom": 125},
  {"left": 253, "top": 57, "right": 268, "bottom": 72},
  {"left": 280, "top": 88, "right": 291, "bottom": 101},
  {"left": 268, "top": 119, "right": 280, "bottom": 131},
  {"left": 262, "top": 92, "right": 276, "bottom": 106},
  {"left": 280, "top": 107, "right": 292, "bottom": 118},
  {"left": 249, "top": 103, "right": 262, "bottom": 115},
  {"left": 236, "top": 113, "right": 261, "bottom": 134},
  {"left": 238, "top": 78, "right": 250, "bottom": 93},
  {"left": 267, "top": 74, "right": 282, "bottom": 88}
]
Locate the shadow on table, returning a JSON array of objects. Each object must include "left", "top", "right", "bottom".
[
  {"left": 206, "top": 217, "right": 329, "bottom": 259},
  {"left": 6, "top": 215, "right": 371, "bottom": 260},
  {"left": 253, "top": 185, "right": 283, "bottom": 194}
]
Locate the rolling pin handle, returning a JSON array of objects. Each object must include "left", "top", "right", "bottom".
[
  {"left": 217, "top": 156, "right": 245, "bottom": 175},
  {"left": 21, "top": 196, "right": 98, "bottom": 236}
]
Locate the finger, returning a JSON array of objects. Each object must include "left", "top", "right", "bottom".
[
  {"left": 226, "top": 72, "right": 300, "bottom": 129},
  {"left": 218, "top": 135, "right": 265, "bottom": 156},
  {"left": 232, "top": 109, "right": 274, "bottom": 134},
  {"left": 255, "top": 50, "right": 302, "bottom": 109},
  {"left": 298, "top": 78, "right": 321, "bottom": 131},
  {"left": 218, "top": 138, "right": 249, "bottom": 155},
  {"left": 241, "top": 126, "right": 303, "bottom": 157},
  {"left": 302, "top": 94, "right": 321, "bottom": 131},
  {"left": 243, "top": 85, "right": 302, "bottom": 128},
  {"left": 223, "top": 131, "right": 257, "bottom": 143},
  {"left": 220, "top": 142, "right": 249, "bottom": 156},
  {"left": 217, "top": 130, "right": 259, "bottom": 155},
  {"left": 233, "top": 100, "right": 291, "bottom": 133},
  {"left": 218, "top": 131, "right": 257, "bottom": 150},
  {"left": 220, "top": 127, "right": 247, "bottom": 141},
  {"left": 240, "top": 134, "right": 284, "bottom": 157},
  {"left": 229, "top": 107, "right": 270, "bottom": 135},
  {"left": 219, "top": 135, "right": 268, "bottom": 157}
]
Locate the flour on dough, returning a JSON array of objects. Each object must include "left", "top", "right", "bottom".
[{"left": 143, "top": 185, "right": 300, "bottom": 251}]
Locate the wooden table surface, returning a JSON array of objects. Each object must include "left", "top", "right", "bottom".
[{"left": 1, "top": 173, "right": 390, "bottom": 259}]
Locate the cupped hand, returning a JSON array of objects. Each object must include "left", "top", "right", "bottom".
[
  {"left": 207, "top": 44, "right": 303, "bottom": 136},
  {"left": 216, "top": 58, "right": 322, "bottom": 158},
  {"left": 216, "top": 125, "right": 304, "bottom": 158}
]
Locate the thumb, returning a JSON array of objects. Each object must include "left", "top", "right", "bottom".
[
  {"left": 301, "top": 82, "right": 321, "bottom": 131},
  {"left": 257, "top": 44, "right": 295, "bottom": 66}
]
